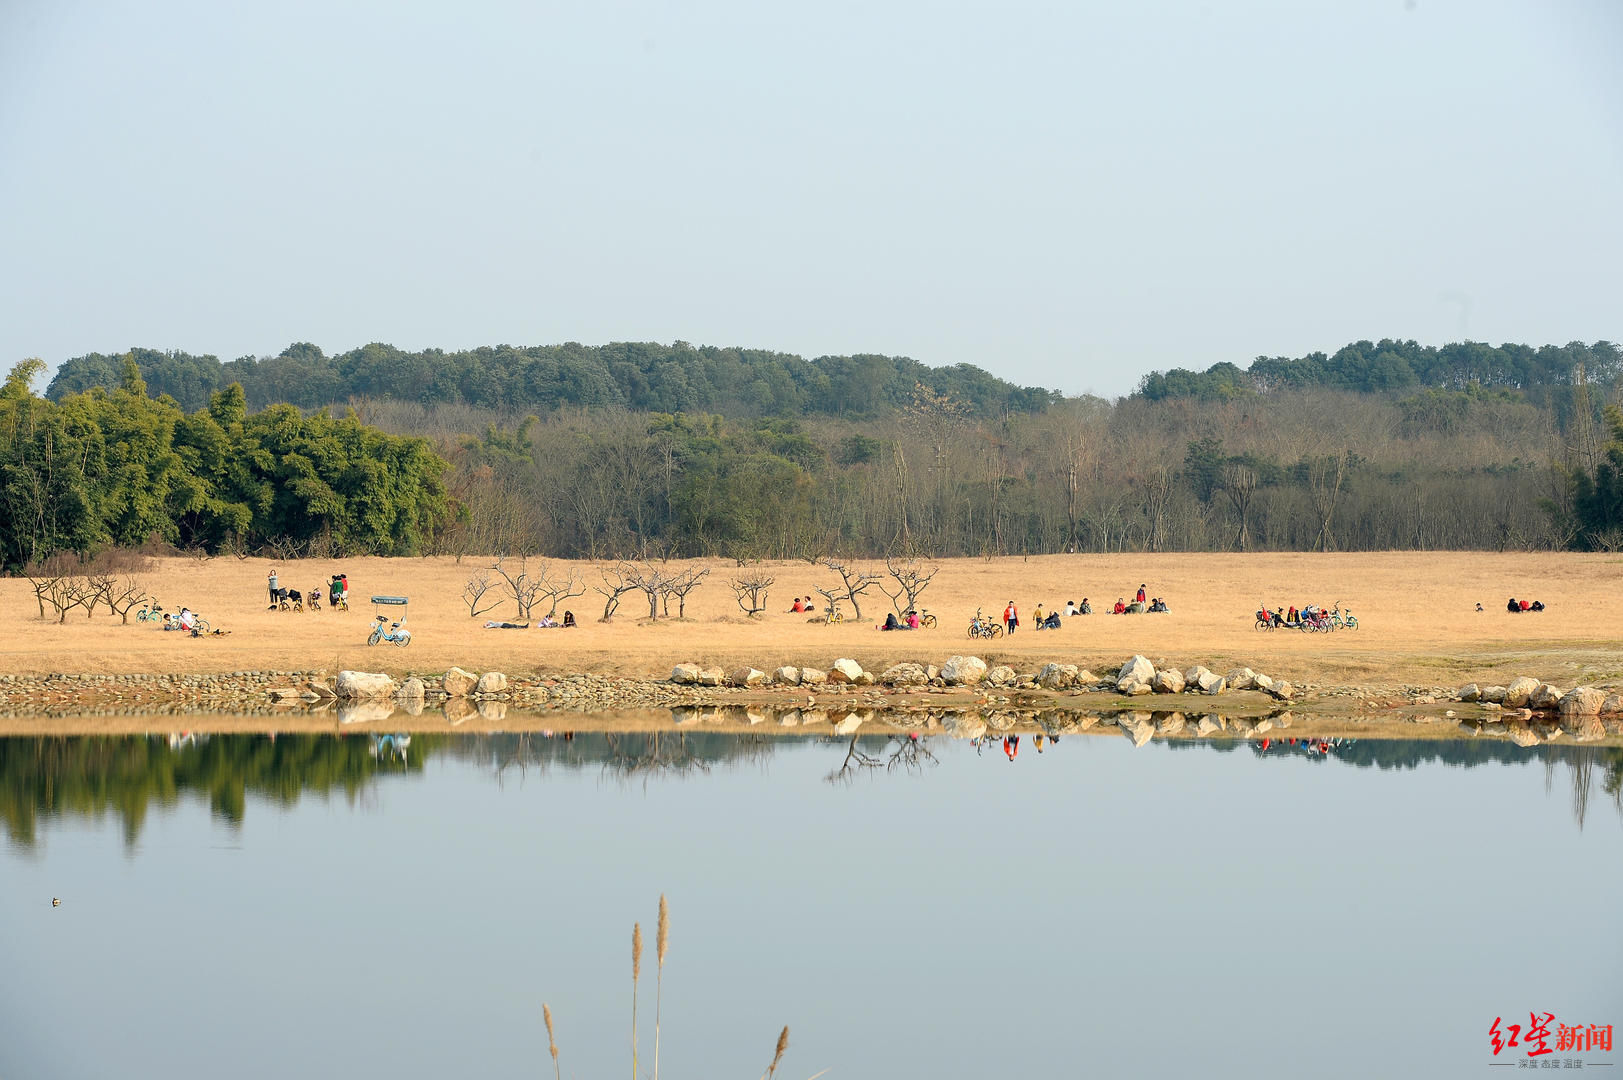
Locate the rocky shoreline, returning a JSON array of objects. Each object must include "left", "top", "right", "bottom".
[{"left": 2, "top": 653, "right": 1619, "bottom": 747}]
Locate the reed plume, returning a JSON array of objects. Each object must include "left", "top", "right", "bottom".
[
  {"left": 654, "top": 895, "right": 669, "bottom": 1080},
  {"left": 543, "top": 1003, "right": 560, "bottom": 1080},
  {"left": 632, "top": 921, "right": 643, "bottom": 1080},
  {"left": 762, "top": 1026, "right": 789, "bottom": 1080}
]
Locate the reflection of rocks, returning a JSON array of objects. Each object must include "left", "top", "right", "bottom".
[
  {"left": 338, "top": 701, "right": 396, "bottom": 725},
  {"left": 777, "top": 709, "right": 800, "bottom": 727},
  {"left": 1193, "top": 715, "right": 1220, "bottom": 736},
  {"left": 1155, "top": 712, "right": 1186, "bottom": 736},
  {"left": 942, "top": 712, "right": 987, "bottom": 740},
  {"left": 477, "top": 699, "right": 507, "bottom": 722},
  {"left": 443, "top": 697, "right": 477, "bottom": 726},
  {"left": 1505, "top": 722, "right": 1539, "bottom": 748},
  {"left": 1118, "top": 713, "right": 1155, "bottom": 747},
  {"left": 1568, "top": 717, "right": 1606, "bottom": 742},
  {"left": 399, "top": 698, "right": 425, "bottom": 717},
  {"left": 833, "top": 713, "right": 864, "bottom": 735}
]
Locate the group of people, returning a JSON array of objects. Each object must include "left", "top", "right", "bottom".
[
  {"left": 266, "top": 568, "right": 348, "bottom": 611},
  {"left": 1109, "top": 585, "right": 1169, "bottom": 615},
  {"left": 972, "top": 733, "right": 1060, "bottom": 760},
  {"left": 879, "top": 610, "right": 922, "bottom": 630},
  {"left": 1503, "top": 598, "right": 1546, "bottom": 613},
  {"left": 1263, "top": 602, "right": 1331, "bottom": 627}
]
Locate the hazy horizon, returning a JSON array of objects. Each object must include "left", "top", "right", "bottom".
[{"left": 3, "top": 0, "right": 1619, "bottom": 399}]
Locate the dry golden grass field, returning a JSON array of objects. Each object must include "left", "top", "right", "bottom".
[{"left": 3, "top": 552, "right": 1621, "bottom": 691}]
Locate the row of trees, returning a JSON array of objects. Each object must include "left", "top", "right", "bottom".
[
  {"left": 414, "top": 378, "right": 1606, "bottom": 559},
  {"left": 45, "top": 341, "right": 1059, "bottom": 420},
  {"left": 0, "top": 358, "right": 453, "bottom": 572},
  {"left": 1137, "top": 338, "right": 1621, "bottom": 401}
]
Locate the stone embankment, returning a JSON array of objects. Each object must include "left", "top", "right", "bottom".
[{"left": 670, "top": 653, "right": 1301, "bottom": 701}]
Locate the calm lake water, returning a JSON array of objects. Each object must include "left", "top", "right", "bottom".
[{"left": 2, "top": 727, "right": 1619, "bottom": 1079}]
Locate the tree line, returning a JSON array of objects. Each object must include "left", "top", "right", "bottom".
[
  {"left": 1137, "top": 338, "right": 1621, "bottom": 402},
  {"left": 45, "top": 341, "right": 1059, "bottom": 420},
  {"left": 0, "top": 358, "right": 451, "bottom": 572}
]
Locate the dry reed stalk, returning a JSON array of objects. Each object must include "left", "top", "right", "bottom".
[
  {"left": 543, "top": 1003, "right": 560, "bottom": 1080},
  {"left": 654, "top": 894, "right": 669, "bottom": 1080},
  {"left": 761, "top": 1026, "right": 789, "bottom": 1080},
  {"left": 632, "top": 921, "right": 643, "bottom": 1080}
]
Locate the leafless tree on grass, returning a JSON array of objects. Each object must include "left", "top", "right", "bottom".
[
  {"left": 595, "top": 562, "right": 640, "bottom": 622},
  {"left": 727, "top": 572, "right": 774, "bottom": 618},
  {"left": 878, "top": 555, "right": 938, "bottom": 617},
  {"left": 462, "top": 569, "right": 504, "bottom": 617},
  {"left": 659, "top": 567, "right": 708, "bottom": 618},
  {"left": 822, "top": 559, "right": 879, "bottom": 620}
]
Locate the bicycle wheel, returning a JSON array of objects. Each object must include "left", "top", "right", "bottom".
[
  {"left": 922, "top": 614, "right": 937, "bottom": 628},
  {"left": 1346, "top": 616, "right": 1358, "bottom": 629},
  {"left": 194, "top": 619, "right": 210, "bottom": 634},
  {"left": 393, "top": 634, "right": 410, "bottom": 648},
  {"left": 1255, "top": 618, "right": 1269, "bottom": 631},
  {"left": 367, "top": 627, "right": 383, "bottom": 646},
  {"left": 990, "top": 624, "right": 1003, "bottom": 638}
]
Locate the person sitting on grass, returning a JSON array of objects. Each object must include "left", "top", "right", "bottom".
[
  {"left": 1113, "top": 598, "right": 1127, "bottom": 614},
  {"left": 790, "top": 597, "right": 805, "bottom": 613},
  {"left": 906, "top": 610, "right": 920, "bottom": 629},
  {"left": 1507, "top": 597, "right": 1521, "bottom": 613},
  {"left": 1529, "top": 600, "right": 1544, "bottom": 612},
  {"left": 881, "top": 611, "right": 902, "bottom": 631},
  {"left": 1079, "top": 598, "right": 1092, "bottom": 614},
  {"left": 562, "top": 610, "right": 576, "bottom": 627}
]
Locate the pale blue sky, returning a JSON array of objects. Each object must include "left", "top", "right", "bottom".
[{"left": 2, "top": 0, "right": 1619, "bottom": 398}]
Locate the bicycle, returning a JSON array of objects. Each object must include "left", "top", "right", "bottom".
[
  {"left": 1254, "top": 607, "right": 1276, "bottom": 631},
  {"left": 1330, "top": 603, "right": 1358, "bottom": 630},
  {"left": 918, "top": 609, "right": 937, "bottom": 629},
  {"left": 368, "top": 614, "right": 411, "bottom": 647},
  {"left": 967, "top": 608, "right": 1003, "bottom": 639},
  {"left": 824, "top": 606, "right": 844, "bottom": 625},
  {"left": 136, "top": 602, "right": 165, "bottom": 623}
]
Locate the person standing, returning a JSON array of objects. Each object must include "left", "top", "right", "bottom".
[
  {"left": 267, "top": 567, "right": 279, "bottom": 609},
  {"left": 1136, "top": 584, "right": 1147, "bottom": 605},
  {"left": 1003, "top": 600, "right": 1018, "bottom": 635}
]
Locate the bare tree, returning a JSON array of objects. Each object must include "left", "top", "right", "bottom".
[
  {"left": 878, "top": 555, "right": 939, "bottom": 616},
  {"left": 95, "top": 573, "right": 151, "bottom": 624},
  {"left": 462, "top": 569, "right": 504, "bottom": 617},
  {"left": 1221, "top": 462, "right": 1258, "bottom": 552},
  {"left": 24, "top": 569, "right": 62, "bottom": 619},
  {"left": 632, "top": 563, "right": 669, "bottom": 619},
  {"left": 533, "top": 565, "right": 587, "bottom": 618},
  {"left": 822, "top": 559, "right": 879, "bottom": 620},
  {"left": 595, "top": 563, "right": 640, "bottom": 622},
  {"left": 659, "top": 567, "right": 709, "bottom": 618},
  {"left": 1306, "top": 450, "right": 1350, "bottom": 552},
  {"left": 727, "top": 572, "right": 774, "bottom": 617},
  {"left": 493, "top": 556, "right": 544, "bottom": 619}
]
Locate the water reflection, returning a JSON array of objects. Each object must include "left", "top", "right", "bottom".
[{"left": 2, "top": 725, "right": 1619, "bottom": 848}]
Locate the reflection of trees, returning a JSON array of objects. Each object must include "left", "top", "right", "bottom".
[
  {"left": 825, "top": 734, "right": 937, "bottom": 785},
  {"left": 0, "top": 734, "right": 433, "bottom": 848}
]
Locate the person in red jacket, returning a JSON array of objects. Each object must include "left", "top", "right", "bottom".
[
  {"left": 1003, "top": 601, "right": 1018, "bottom": 635},
  {"left": 1136, "top": 584, "right": 1147, "bottom": 604}
]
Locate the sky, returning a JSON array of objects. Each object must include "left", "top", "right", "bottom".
[{"left": 1, "top": 0, "right": 1620, "bottom": 399}]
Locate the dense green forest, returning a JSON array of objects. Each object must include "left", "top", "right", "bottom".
[
  {"left": 0, "top": 358, "right": 450, "bottom": 571},
  {"left": 45, "top": 342, "right": 1058, "bottom": 419},
  {"left": 13, "top": 337, "right": 1623, "bottom": 563},
  {"left": 1138, "top": 338, "right": 1621, "bottom": 403}
]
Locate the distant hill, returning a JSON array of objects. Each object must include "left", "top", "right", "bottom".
[
  {"left": 1135, "top": 338, "right": 1621, "bottom": 401},
  {"left": 45, "top": 341, "right": 1060, "bottom": 419}
]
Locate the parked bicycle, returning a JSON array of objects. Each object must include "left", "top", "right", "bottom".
[
  {"left": 967, "top": 607, "right": 1003, "bottom": 639},
  {"left": 136, "top": 602, "right": 166, "bottom": 623},
  {"left": 1329, "top": 603, "right": 1358, "bottom": 630},
  {"left": 367, "top": 614, "right": 411, "bottom": 647},
  {"left": 918, "top": 609, "right": 938, "bottom": 629}
]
